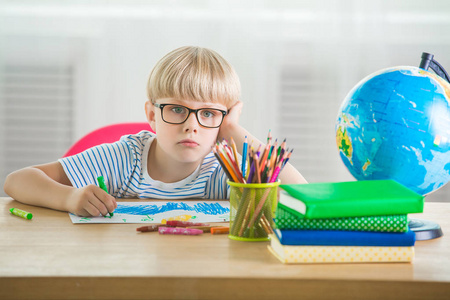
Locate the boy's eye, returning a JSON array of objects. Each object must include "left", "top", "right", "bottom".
[
  {"left": 200, "top": 110, "right": 216, "bottom": 118},
  {"left": 170, "top": 106, "right": 187, "bottom": 114}
]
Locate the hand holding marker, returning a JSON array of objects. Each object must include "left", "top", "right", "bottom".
[{"left": 97, "top": 176, "right": 114, "bottom": 217}]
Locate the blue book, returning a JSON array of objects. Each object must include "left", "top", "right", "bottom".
[{"left": 274, "top": 228, "right": 415, "bottom": 246}]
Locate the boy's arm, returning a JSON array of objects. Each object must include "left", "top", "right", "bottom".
[
  {"left": 218, "top": 101, "right": 308, "bottom": 185},
  {"left": 3, "top": 162, "right": 116, "bottom": 216}
]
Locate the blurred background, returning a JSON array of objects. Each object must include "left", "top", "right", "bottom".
[{"left": 1, "top": 0, "right": 449, "bottom": 200}]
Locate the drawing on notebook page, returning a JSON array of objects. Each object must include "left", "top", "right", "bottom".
[{"left": 69, "top": 200, "right": 230, "bottom": 224}]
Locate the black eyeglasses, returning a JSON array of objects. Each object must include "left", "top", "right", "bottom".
[{"left": 153, "top": 103, "right": 227, "bottom": 128}]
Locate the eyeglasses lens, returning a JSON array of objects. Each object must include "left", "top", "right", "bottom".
[{"left": 162, "top": 105, "right": 223, "bottom": 128}]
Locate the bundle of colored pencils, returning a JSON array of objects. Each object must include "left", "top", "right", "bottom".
[
  {"left": 213, "top": 131, "right": 293, "bottom": 184},
  {"left": 213, "top": 131, "right": 293, "bottom": 239}
]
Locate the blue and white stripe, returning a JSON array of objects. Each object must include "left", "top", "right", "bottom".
[{"left": 58, "top": 131, "right": 229, "bottom": 199}]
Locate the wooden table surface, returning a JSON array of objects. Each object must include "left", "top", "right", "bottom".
[{"left": 1, "top": 197, "right": 449, "bottom": 300}]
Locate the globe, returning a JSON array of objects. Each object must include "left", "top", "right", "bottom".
[{"left": 336, "top": 66, "right": 450, "bottom": 195}]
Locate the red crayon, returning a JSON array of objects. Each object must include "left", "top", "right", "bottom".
[
  {"left": 158, "top": 226, "right": 203, "bottom": 236},
  {"left": 136, "top": 224, "right": 161, "bottom": 232},
  {"left": 166, "top": 220, "right": 210, "bottom": 227}
]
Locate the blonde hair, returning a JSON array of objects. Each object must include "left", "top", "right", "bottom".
[{"left": 147, "top": 46, "right": 241, "bottom": 108}]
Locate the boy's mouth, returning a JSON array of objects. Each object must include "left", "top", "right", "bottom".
[{"left": 178, "top": 139, "right": 199, "bottom": 148}]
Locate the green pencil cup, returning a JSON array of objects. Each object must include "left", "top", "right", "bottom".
[{"left": 227, "top": 180, "right": 280, "bottom": 242}]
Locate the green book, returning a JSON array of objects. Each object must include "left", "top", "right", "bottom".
[
  {"left": 279, "top": 180, "right": 424, "bottom": 219},
  {"left": 274, "top": 206, "right": 409, "bottom": 232}
]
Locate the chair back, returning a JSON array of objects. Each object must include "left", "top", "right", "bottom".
[{"left": 63, "top": 122, "right": 153, "bottom": 157}]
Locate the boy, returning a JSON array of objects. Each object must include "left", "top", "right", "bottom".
[{"left": 4, "top": 46, "right": 307, "bottom": 217}]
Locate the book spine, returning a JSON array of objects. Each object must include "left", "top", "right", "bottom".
[
  {"left": 279, "top": 181, "right": 424, "bottom": 219},
  {"left": 304, "top": 198, "right": 424, "bottom": 219},
  {"left": 275, "top": 228, "right": 416, "bottom": 246},
  {"left": 274, "top": 207, "right": 408, "bottom": 232},
  {"left": 268, "top": 245, "right": 414, "bottom": 264}
]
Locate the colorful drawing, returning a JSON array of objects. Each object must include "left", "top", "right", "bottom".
[
  {"left": 69, "top": 201, "right": 230, "bottom": 224},
  {"left": 161, "top": 215, "right": 192, "bottom": 224}
]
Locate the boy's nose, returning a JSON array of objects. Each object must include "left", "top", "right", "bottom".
[{"left": 183, "top": 112, "right": 199, "bottom": 133}]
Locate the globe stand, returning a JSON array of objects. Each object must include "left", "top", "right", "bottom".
[{"left": 409, "top": 218, "right": 443, "bottom": 241}]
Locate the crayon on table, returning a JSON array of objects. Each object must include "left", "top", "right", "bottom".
[
  {"left": 136, "top": 225, "right": 161, "bottom": 232},
  {"left": 10, "top": 208, "right": 33, "bottom": 220},
  {"left": 186, "top": 226, "right": 218, "bottom": 233},
  {"left": 211, "top": 227, "right": 229, "bottom": 235},
  {"left": 96, "top": 176, "right": 113, "bottom": 217},
  {"left": 166, "top": 220, "right": 210, "bottom": 227},
  {"left": 158, "top": 227, "right": 203, "bottom": 236}
]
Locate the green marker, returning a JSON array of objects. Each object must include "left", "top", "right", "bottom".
[
  {"left": 97, "top": 176, "right": 114, "bottom": 217},
  {"left": 10, "top": 208, "right": 33, "bottom": 220}
]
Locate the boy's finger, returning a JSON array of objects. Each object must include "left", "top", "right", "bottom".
[
  {"left": 84, "top": 199, "right": 103, "bottom": 217},
  {"left": 77, "top": 208, "right": 91, "bottom": 217},
  {"left": 93, "top": 188, "right": 116, "bottom": 213},
  {"left": 88, "top": 193, "right": 110, "bottom": 216}
]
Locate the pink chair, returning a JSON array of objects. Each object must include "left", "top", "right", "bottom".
[{"left": 63, "top": 122, "right": 154, "bottom": 157}]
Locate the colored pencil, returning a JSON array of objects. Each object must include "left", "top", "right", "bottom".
[
  {"left": 277, "top": 138, "right": 286, "bottom": 164},
  {"left": 267, "top": 129, "right": 272, "bottom": 144},
  {"left": 213, "top": 150, "right": 233, "bottom": 180},
  {"left": 214, "top": 131, "right": 294, "bottom": 239},
  {"left": 241, "top": 136, "right": 248, "bottom": 177},
  {"left": 259, "top": 143, "right": 271, "bottom": 173},
  {"left": 216, "top": 143, "right": 245, "bottom": 183},
  {"left": 215, "top": 145, "right": 240, "bottom": 183},
  {"left": 230, "top": 137, "right": 239, "bottom": 164},
  {"left": 253, "top": 153, "right": 262, "bottom": 184},
  {"left": 212, "top": 131, "right": 293, "bottom": 185}
]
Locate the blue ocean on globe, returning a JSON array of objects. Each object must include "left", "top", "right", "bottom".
[{"left": 336, "top": 66, "right": 450, "bottom": 195}]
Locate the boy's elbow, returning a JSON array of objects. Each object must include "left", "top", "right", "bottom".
[
  {"left": 3, "top": 168, "right": 31, "bottom": 196},
  {"left": 3, "top": 172, "right": 15, "bottom": 195}
]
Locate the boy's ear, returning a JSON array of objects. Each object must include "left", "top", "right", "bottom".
[{"left": 145, "top": 101, "right": 156, "bottom": 130}]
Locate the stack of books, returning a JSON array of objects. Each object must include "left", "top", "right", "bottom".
[{"left": 268, "top": 180, "right": 424, "bottom": 264}]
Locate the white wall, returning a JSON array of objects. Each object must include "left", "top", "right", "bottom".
[{"left": 1, "top": 0, "right": 450, "bottom": 200}]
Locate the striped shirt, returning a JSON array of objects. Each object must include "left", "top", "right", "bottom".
[{"left": 58, "top": 131, "right": 229, "bottom": 199}]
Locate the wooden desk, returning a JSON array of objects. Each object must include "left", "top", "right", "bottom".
[{"left": 1, "top": 198, "right": 449, "bottom": 300}]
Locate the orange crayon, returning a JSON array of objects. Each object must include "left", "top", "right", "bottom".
[{"left": 211, "top": 227, "right": 230, "bottom": 235}]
